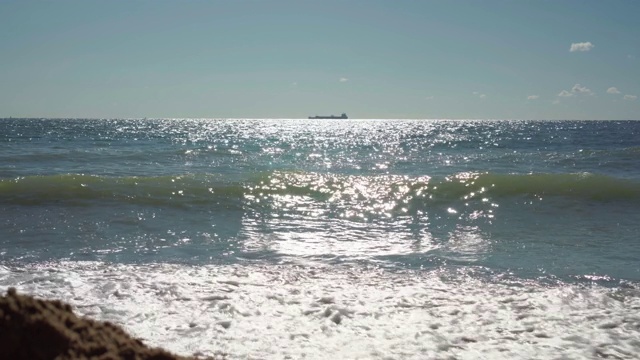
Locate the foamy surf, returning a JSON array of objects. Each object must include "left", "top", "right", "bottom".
[{"left": 2, "top": 261, "right": 638, "bottom": 359}]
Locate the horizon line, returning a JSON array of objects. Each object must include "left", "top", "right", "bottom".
[{"left": 2, "top": 117, "right": 640, "bottom": 121}]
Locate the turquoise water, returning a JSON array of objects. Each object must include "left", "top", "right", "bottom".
[{"left": 1, "top": 118, "right": 640, "bottom": 358}]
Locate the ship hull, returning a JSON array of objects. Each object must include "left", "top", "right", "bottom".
[{"left": 308, "top": 114, "right": 348, "bottom": 119}]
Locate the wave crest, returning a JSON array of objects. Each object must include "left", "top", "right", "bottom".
[{"left": 1, "top": 171, "right": 638, "bottom": 207}]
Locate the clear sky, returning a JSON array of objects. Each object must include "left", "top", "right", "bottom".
[{"left": 1, "top": 0, "right": 639, "bottom": 119}]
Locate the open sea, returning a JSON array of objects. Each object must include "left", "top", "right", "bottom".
[{"left": 1, "top": 118, "right": 640, "bottom": 359}]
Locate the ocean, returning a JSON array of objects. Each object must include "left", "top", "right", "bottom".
[{"left": 1, "top": 118, "right": 639, "bottom": 359}]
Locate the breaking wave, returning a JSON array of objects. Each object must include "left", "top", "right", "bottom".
[{"left": 2, "top": 171, "right": 639, "bottom": 207}]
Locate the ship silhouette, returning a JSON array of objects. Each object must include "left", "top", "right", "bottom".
[{"left": 308, "top": 113, "right": 348, "bottom": 119}]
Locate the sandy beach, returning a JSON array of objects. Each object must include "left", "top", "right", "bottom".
[{"left": 0, "top": 288, "right": 206, "bottom": 360}]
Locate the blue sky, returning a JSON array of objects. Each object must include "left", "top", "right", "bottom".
[{"left": 1, "top": 0, "right": 639, "bottom": 119}]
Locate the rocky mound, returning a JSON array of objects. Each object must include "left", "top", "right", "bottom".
[{"left": 0, "top": 288, "right": 195, "bottom": 360}]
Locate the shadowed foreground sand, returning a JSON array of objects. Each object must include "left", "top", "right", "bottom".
[{"left": 0, "top": 288, "right": 206, "bottom": 360}]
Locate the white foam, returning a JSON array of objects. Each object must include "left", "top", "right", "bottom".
[{"left": 2, "top": 261, "right": 639, "bottom": 359}]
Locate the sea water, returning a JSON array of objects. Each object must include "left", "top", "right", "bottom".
[{"left": 1, "top": 118, "right": 639, "bottom": 359}]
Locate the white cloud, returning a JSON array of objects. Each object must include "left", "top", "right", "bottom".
[
  {"left": 624, "top": 95, "right": 638, "bottom": 100},
  {"left": 339, "top": 78, "right": 348, "bottom": 82},
  {"left": 558, "top": 84, "right": 593, "bottom": 97},
  {"left": 607, "top": 87, "right": 621, "bottom": 94},
  {"left": 479, "top": 94, "right": 486, "bottom": 99},
  {"left": 527, "top": 95, "right": 539, "bottom": 100},
  {"left": 552, "top": 99, "right": 560, "bottom": 105},
  {"left": 570, "top": 42, "right": 594, "bottom": 52},
  {"left": 571, "top": 84, "right": 593, "bottom": 95},
  {"left": 473, "top": 91, "right": 486, "bottom": 98},
  {"left": 425, "top": 96, "right": 434, "bottom": 100}
]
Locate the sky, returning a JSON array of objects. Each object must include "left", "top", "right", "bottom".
[{"left": 1, "top": 0, "right": 639, "bottom": 120}]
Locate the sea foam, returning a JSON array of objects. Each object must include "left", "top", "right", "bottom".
[{"left": 2, "top": 261, "right": 639, "bottom": 359}]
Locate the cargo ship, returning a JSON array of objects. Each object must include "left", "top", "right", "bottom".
[{"left": 308, "top": 113, "right": 348, "bottom": 119}]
